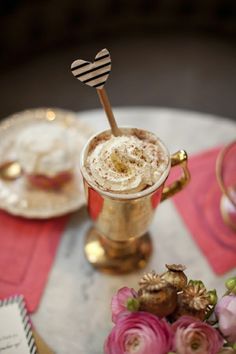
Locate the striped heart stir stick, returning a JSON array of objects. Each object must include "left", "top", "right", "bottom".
[{"left": 71, "top": 48, "right": 121, "bottom": 136}]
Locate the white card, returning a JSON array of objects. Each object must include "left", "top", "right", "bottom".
[{"left": 0, "top": 296, "right": 38, "bottom": 354}]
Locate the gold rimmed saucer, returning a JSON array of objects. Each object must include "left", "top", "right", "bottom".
[{"left": 0, "top": 108, "right": 93, "bottom": 218}]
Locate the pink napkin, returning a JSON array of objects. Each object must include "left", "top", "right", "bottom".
[
  {"left": 170, "top": 146, "right": 236, "bottom": 275},
  {"left": 0, "top": 211, "right": 68, "bottom": 312}
]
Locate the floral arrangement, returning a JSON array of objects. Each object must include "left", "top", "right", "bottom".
[{"left": 104, "top": 264, "right": 236, "bottom": 354}]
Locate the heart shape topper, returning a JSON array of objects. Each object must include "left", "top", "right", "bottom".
[{"left": 71, "top": 48, "right": 111, "bottom": 90}]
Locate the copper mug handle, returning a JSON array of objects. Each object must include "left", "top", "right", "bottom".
[{"left": 161, "top": 150, "right": 190, "bottom": 201}]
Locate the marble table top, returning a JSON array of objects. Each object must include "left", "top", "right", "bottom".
[{"left": 32, "top": 107, "right": 236, "bottom": 354}]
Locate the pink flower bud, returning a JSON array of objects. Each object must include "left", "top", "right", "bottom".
[
  {"left": 215, "top": 295, "right": 236, "bottom": 343},
  {"left": 111, "top": 287, "right": 138, "bottom": 323}
]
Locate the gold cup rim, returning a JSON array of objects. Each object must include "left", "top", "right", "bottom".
[
  {"left": 216, "top": 140, "right": 236, "bottom": 208},
  {"left": 80, "top": 127, "right": 171, "bottom": 200}
]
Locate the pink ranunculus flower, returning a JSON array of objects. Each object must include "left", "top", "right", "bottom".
[
  {"left": 215, "top": 295, "right": 236, "bottom": 343},
  {"left": 104, "top": 311, "right": 173, "bottom": 354},
  {"left": 111, "top": 287, "right": 138, "bottom": 323},
  {"left": 172, "top": 316, "right": 223, "bottom": 354}
]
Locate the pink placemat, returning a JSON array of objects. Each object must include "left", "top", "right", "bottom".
[
  {"left": 0, "top": 211, "right": 69, "bottom": 312},
  {"left": 171, "top": 146, "right": 236, "bottom": 275}
]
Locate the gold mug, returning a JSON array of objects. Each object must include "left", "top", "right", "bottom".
[
  {"left": 80, "top": 128, "right": 190, "bottom": 274},
  {"left": 216, "top": 140, "right": 236, "bottom": 231}
]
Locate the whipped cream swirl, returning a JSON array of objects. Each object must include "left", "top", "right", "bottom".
[{"left": 86, "top": 134, "right": 168, "bottom": 193}]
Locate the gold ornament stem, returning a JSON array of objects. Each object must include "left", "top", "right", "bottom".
[{"left": 97, "top": 88, "right": 121, "bottom": 136}]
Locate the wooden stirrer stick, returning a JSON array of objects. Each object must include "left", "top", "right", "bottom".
[
  {"left": 71, "top": 48, "right": 121, "bottom": 136},
  {"left": 96, "top": 88, "right": 120, "bottom": 136}
]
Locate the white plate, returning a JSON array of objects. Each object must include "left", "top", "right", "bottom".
[{"left": 0, "top": 108, "right": 93, "bottom": 218}]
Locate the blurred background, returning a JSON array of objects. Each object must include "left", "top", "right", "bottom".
[{"left": 0, "top": 0, "right": 236, "bottom": 121}]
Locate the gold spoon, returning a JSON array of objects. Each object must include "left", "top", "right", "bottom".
[{"left": 0, "top": 160, "right": 22, "bottom": 180}]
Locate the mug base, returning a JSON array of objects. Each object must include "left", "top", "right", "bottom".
[{"left": 84, "top": 227, "right": 152, "bottom": 274}]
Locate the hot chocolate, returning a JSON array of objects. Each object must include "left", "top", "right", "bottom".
[{"left": 85, "top": 128, "right": 169, "bottom": 194}]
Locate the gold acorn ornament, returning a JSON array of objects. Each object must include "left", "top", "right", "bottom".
[
  {"left": 161, "top": 264, "right": 188, "bottom": 291},
  {"left": 138, "top": 271, "right": 178, "bottom": 317},
  {"left": 174, "top": 280, "right": 211, "bottom": 320}
]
